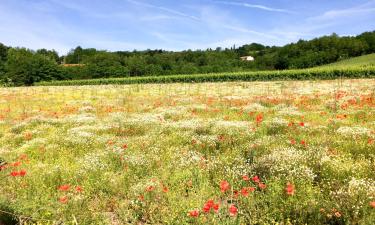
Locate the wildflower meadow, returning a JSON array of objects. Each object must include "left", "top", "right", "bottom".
[{"left": 0, "top": 79, "right": 374, "bottom": 224}]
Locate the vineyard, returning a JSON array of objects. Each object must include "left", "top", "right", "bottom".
[
  {"left": 36, "top": 66, "right": 375, "bottom": 86},
  {"left": 1, "top": 79, "right": 374, "bottom": 224}
]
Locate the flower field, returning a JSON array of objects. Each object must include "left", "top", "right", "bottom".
[{"left": 0, "top": 79, "right": 374, "bottom": 224}]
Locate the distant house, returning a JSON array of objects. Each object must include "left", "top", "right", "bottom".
[{"left": 240, "top": 56, "right": 255, "bottom": 61}]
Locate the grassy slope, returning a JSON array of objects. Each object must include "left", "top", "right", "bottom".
[{"left": 317, "top": 53, "right": 375, "bottom": 68}]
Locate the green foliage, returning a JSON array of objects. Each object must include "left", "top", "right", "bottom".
[
  {"left": 0, "top": 43, "right": 9, "bottom": 83},
  {"left": 4, "top": 48, "right": 62, "bottom": 86},
  {"left": 36, "top": 49, "right": 60, "bottom": 64}
]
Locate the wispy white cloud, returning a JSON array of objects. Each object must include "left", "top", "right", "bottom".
[
  {"left": 125, "top": 0, "right": 200, "bottom": 21},
  {"left": 309, "top": 1, "right": 375, "bottom": 21},
  {"left": 213, "top": 0, "right": 293, "bottom": 13},
  {"left": 49, "top": 0, "right": 132, "bottom": 20},
  {"left": 222, "top": 25, "right": 278, "bottom": 40},
  {"left": 139, "top": 15, "right": 178, "bottom": 21},
  {"left": 311, "top": 8, "right": 375, "bottom": 21},
  {"left": 266, "top": 1, "right": 375, "bottom": 44},
  {"left": 0, "top": 0, "right": 373, "bottom": 54},
  {"left": 194, "top": 6, "right": 281, "bottom": 43},
  {"left": 0, "top": 2, "right": 145, "bottom": 54}
]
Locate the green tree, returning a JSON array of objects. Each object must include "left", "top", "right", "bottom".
[
  {"left": 0, "top": 43, "right": 8, "bottom": 82},
  {"left": 5, "top": 48, "right": 62, "bottom": 86},
  {"left": 65, "top": 46, "right": 84, "bottom": 64},
  {"left": 36, "top": 49, "right": 60, "bottom": 64}
]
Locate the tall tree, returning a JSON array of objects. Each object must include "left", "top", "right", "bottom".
[{"left": 5, "top": 48, "right": 62, "bottom": 86}]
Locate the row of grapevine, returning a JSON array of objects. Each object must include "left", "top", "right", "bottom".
[{"left": 36, "top": 66, "right": 375, "bottom": 86}]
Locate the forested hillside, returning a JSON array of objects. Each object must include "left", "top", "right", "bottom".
[{"left": 0, "top": 31, "right": 375, "bottom": 86}]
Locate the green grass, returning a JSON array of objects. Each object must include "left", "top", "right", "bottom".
[{"left": 317, "top": 53, "right": 375, "bottom": 69}]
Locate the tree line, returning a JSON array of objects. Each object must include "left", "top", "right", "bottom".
[{"left": 0, "top": 31, "right": 374, "bottom": 86}]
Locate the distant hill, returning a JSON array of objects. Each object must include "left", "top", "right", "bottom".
[{"left": 317, "top": 53, "right": 375, "bottom": 69}]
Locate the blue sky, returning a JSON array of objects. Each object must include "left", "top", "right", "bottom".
[{"left": 0, "top": 0, "right": 374, "bottom": 54}]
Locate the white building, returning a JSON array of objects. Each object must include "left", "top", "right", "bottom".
[{"left": 240, "top": 56, "right": 255, "bottom": 61}]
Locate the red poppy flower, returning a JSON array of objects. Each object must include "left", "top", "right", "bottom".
[
  {"left": 370, "top": 201, "right": 375, "bottom": 208},
  {"left": 285, "top": 182, "right": 295, "bottom": 196},
  {"left": 19, "top": 154, "right": 28, "bottom": 160},
  {"left": 218, "top": 135, "right": 225, "bottom": 141},
  {"left": 138, "top": 195, "right": 144, "bottom": 201},
  {"left": 258, "top": 183, "right": 266, "bottom": 190},
  {"left": 146, "top": 185, "right": 155, "bottom": 192},
  {"left": 220, "top": 180, "right": 230, "bottom": 193},
  {"left": 58, "top": 184, "right": 70, "bottom": 191},
  {"left": 300, "top": 140, "right": 306, "bottom": 146},
  {"left": 290, "top": 139, "right": 296, "bottom": 145},
  {"left": 255, "top": 113, "right": 263, "bottom": 124},
  {"left": 213, "top": 203, "right": 220, "bottom": 213},
  {"left": 203, "top": 199, "right": 219, "bottom": 213},
  {"left": 205, "top": 199, "right": 214, "bottom": 208},
  {"left": 10, "top": 171, "right": 19, "bottom": 177},
  {"left": 59, "top": 196, "right": 68, "bottom": 204},
  {"left": 241, "top": 188, "right": 249, "bottom": 197},
  {"left": 122, "top": 144, "right": 128, "bottom": 149},
  {"left": 203, "top": 203, "right": 211, "bottom": 213},
  {"left": 189, "top": 209, "right": 200, "bottom": 217},
  {"left": 162, "top": 186, "right": 169, "bottom": 193},
  {"left": 242, "top": 175, "right": 250, "bottom": 181},
  {"left": 299, "top": 122, "right": 305, "bottom": 127},
  {"left": 252, "top": 176, "right": 260, "bottom": 183},
  {"left": 248, "top": 187, "right": 256, "bottom": 192},
  {"left": 75, "top": 186, "right": 83, "bottom": 192},
  {"left": 19, "top": 170, "right": 26, "bottom": 177},
  {"left": 336, "top": 114, "right": 347, "bottom": 119},
  {"left": 11, "top": 161, "right": 21, "bottom": 167},
  {"left": 229, "top": 204, "right": 238, "bottom": 216}
]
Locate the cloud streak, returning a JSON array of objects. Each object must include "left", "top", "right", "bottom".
[
  {"left": 309, "top": 0, "right": 375, "bottom": 21},
  {"left": 311, "top": 8, "right": 375, "bottom": 21},
  {"left": 222, "top": 25, "right": 278, "bottom": 40},
  {"left": 213, "top": 1, "right": 293, "bottom": 13},
  {"left": 125, "top": 0, "right": 200, "bottom": 21}
]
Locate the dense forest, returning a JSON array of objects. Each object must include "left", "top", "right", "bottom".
[{"left": 0, "top": 31, "right": 374, "bottom": 86}]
